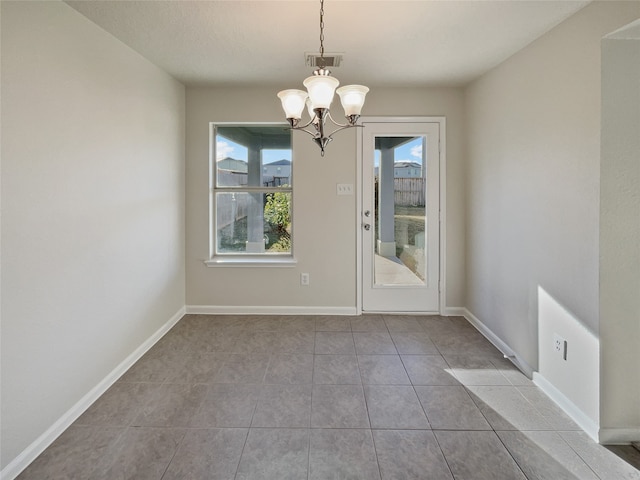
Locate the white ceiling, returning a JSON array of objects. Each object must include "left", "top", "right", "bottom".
[{"left": 65, "top": 0, "right": 590, "bottom": 88}]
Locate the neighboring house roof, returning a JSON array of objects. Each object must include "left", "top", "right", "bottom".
[
  {"left": 265, "top": 159, "right": 291, "bottom": 166},
  {"left": 394, "top": 161, "right": 422, "bottom": 169},
  {"left": 217, "top": 157, "right": 247, "bottom": 173}
]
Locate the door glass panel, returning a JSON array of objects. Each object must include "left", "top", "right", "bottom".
[{"left": 373, "top": 136, "right": 426, "bottom": 286}]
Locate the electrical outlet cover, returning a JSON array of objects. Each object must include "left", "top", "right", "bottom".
[{"left": 553, "top": 333, "right": 564, "bottom": 352}]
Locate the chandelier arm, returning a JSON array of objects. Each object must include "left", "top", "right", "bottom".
[
  {"left": 323, "top": 123, "right": 364, "bottom": 141},
  {"left": 289, "top": 126, "right": 321, "bottom": 139},
  {"left": 290, "top": 118, "right": 317, "bottom": 131},
  {"left": 324, "top": 111, "right": 351, "bottom": 129},
  {"left": 325, "top": 110, "right": 365, "bottom": 130}
]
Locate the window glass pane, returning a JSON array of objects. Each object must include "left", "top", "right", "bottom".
[
  {"left": 215, "top": 126, "right": 292, "bottom": 188},
  {"left": 216, "top": 191, "right": 292, "bottom": 254},
  {"left": 217, "top": 155, "right": 248, "bottom": 187},
  {"left": 262, "top": 149, "right": 292, "bottom": 187}
]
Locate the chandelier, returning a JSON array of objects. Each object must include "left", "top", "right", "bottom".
[{"left": 277, "top": 0, "right": 369, "bottom": 156}]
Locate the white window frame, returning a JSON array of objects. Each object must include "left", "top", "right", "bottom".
[{"left": 205, "top": 122, "right": 296, "bottom": 267}]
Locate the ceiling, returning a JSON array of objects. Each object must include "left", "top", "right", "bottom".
[{"left": 65, "top": 0, "right": 590, "bottom": 88}]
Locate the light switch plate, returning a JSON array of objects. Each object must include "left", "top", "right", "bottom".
[{"left": 337, "top": 183, "right": 353, "bottom": 195}]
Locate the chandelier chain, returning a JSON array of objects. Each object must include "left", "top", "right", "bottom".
[{"left": 319, "top": 0, "right": 325, "bottom": 60}]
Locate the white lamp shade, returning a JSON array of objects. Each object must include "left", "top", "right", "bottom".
[
  {"left": 277, "top": 89, "right": 308, "bottom": 119},
  {"left": 303, "top": 75, "right": 340, "bottom": 109},
  {"left": 336, "top": 85, "right": 369, "bottom": 116}
]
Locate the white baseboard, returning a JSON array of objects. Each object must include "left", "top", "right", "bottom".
[
  {"left": 442, "top": 306, "right": 467, "bottom": 317},
  {"left": 185, "top": 305, "right": 358, "bottom": 316},
  {"left": 364, "top": 311, "right": 441, "bottom": 315},
  {"left": 533, "top": 372, "right": 599, "bottom": 442},
  {"left": 598, "top": 428, "right": 640, "bottom": 445},
  {"left": 1, "top": 307, "right": 186, "bottom": 480},
  {"left": 461, "top": 308, "right": 535, "bottom": 378},
  {"left": 454, "top": 308, "right": 604, "bottom": 445}
]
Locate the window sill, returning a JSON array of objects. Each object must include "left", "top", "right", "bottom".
[{"left": 204, "top": 256, "right": 297, "bottom": 268}]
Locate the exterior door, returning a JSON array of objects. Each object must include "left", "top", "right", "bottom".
[{"left": 360, "top": 120, "right": 441, "bottom": 312}]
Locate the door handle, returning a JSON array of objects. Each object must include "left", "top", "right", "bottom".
[{"left": 363, "top": 223, "right": 371, "bottom": 231}]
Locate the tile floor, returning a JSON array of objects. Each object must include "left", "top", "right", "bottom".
[{"left": 17, "top": 314, "right": 640, "bottom": 480}]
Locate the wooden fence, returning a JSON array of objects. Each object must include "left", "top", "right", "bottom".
[{"left": 394, "top": 178, "right": 425, "bottom": 206}]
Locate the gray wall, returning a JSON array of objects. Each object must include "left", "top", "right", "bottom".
[
  {"left": 465, "top": 1, "right": 640, "bottom": 435},
  {"left": 1, "top": 1, "right": 186, "bottom": 469},
  {"left": 185, "top": 87, "right": 466, "bottom": 311},
  {"left": 600, "top": 23, "right": 640, "bottom": 442}
]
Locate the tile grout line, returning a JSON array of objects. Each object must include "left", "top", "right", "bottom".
[
  {"left": 367, "top": 427, "right": 384, "bottom": 480},
  {"left": 305, "top": 426, "right": 311, "bottom": 480},
  {"left": 158, "top": 429, "right": 189, "bottom": 480},
  {"left": 431, "top": 429, "right": 458, "bottom": 480},
  {"left": 556, "top": 431, "right": 606, "bottom": 480},
  {"left": 492, "top": 429, "right": 531, "bottom": 479},
  {"left": 232, "top": 428, "right": 251, "bottom": 480}
]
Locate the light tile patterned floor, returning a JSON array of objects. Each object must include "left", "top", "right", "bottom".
[{"left": 17, "top": 314, "right": 640, "bottom": 480}]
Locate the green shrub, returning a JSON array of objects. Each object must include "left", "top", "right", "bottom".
[{"left": 264, "top": 189, "right": 291, "bottom": 251}]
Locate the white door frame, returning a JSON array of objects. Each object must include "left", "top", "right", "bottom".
[{"left": 356, "top": 116, "right": 446, "bottom": 315}]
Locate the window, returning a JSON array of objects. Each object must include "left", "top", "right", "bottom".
[{"left": 208, "top": 124, "right": 293, "bottom": 264}]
